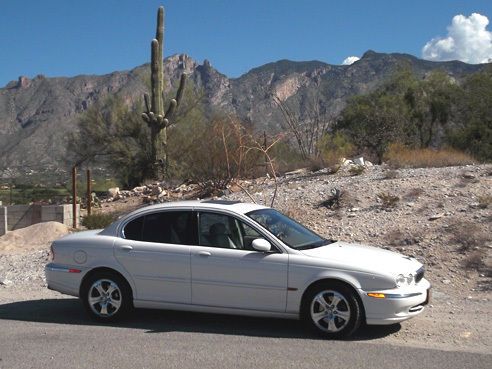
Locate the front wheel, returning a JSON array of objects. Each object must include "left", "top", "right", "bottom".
[
  {"left": 80, "top": 272, "right": 132, "bottom": 322},
  {"left": 301, "top": 282, "right": 362, "bottom": 338}
]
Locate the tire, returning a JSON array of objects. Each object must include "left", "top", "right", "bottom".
[
  {"left": 301, "top": 281, "right": 362, "bottom": 339},
  {"left": 80, "top": 271, "right": 133, "bottom": 322}
]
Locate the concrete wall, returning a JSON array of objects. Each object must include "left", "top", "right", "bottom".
[{"left": 0, "top": 204, "right": 80, "bottom": 236}]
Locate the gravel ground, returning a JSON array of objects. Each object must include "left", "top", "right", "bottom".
[{"left": 0, "top": 163, "right": 491, "bottom": 353}]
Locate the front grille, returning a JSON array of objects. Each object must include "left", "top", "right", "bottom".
[{"left": 415, "top": 267, "right": 425, "bottom": 283}]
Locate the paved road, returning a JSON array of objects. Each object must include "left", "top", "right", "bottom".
[{"left": 0, "top": 298, "right": 490, "bottom": 369}]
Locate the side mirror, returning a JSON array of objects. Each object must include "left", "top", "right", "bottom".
[{"left": 252, "top": 238, "right": 271, "bottom": 252}]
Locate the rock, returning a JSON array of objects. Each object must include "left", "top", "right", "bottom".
[
  {"left": 442, "top": 279, "right": 451, "bottom": 285},
  {"left": 365, "top": 161, "right": 373, "bottom": 167},
  {"left": 132, "top": 186, "right": 146, "bottom": 193},
  {"left": 151, "top": 186, "right": 162, "bottom": 196},
  {"left": 0, "top": 278, "right": 13, "bottom": 286},
  {"left": 429, "top": 213, "right": 444, "bottom": 221},
  {"left": 462, "top": 172, "right": 475, "bottom": 179},
  {"left": 107, "top": 187, "right": 120, "bottom": 198},
  {"left": 353, "top": 157, "right": 365, "bottom": 166},
  {"left": 158, "top": 190, "right": 168, "bottom": 198}
]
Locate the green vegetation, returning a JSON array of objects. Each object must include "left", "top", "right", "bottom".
[
  {"left": 335, "top": 66, "right": 491, "bottom": 164},
  {"left": 82, "top": 212, "right": 118, "bottom": 230}
]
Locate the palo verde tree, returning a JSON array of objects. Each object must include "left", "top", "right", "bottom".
[{"left": 141, "top": 6, "right": 186, "bottom": 179}]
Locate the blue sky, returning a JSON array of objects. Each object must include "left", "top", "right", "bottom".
[{"left": 1, "top": 0, "right": 491, "bottom": 87}]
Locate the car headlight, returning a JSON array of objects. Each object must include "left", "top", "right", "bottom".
[
  {"left": 395, "top": 273, "right": 414, "bottom": 287},
  {"left": 395, "top": 274, "right": 407, "bottom": 287}
]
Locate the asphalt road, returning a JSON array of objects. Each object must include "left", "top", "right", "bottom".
[{"left": 0, "top": 298, "right": 490, "bottom": 369}]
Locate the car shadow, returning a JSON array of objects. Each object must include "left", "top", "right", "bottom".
[{"left": 0, "top": 298, "right": 400, "bottom": 340}]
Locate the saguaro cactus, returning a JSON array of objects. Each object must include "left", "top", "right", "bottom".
[{"left": 142, "top": 6, "right": 186, "bottom": 179}]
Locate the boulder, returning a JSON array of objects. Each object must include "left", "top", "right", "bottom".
[{"left": 107, "top": 187, "right": 120, "bottom": 199}]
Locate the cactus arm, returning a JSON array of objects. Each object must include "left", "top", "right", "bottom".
[
  {"left": 175, "top": 73, "right": 186, "bottom": 105},
  {"left": 144, "top": 93, "right": 151, "bottom": 113}
]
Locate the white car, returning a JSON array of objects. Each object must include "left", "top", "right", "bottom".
[{"left": 46, "top": 200, "right": 430, "bottom": 338}]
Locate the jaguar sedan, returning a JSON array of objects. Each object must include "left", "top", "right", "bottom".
[{"left": 46, "top": 200, "right": 430, "bottom": 338}]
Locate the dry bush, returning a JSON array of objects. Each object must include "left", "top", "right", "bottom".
[
  {"left": 462, "top": 250, "right": 486, "bottom": 271},
  {"left": 317, "top": 188, "right": 344, "bottom": 209},
  {"left": 181, "top": 117, "right": 262, "bottom": 196},
  {"left": 386, "top": 229, "right": 418, "bottom": 246},
  {"left": 448, "top": 220, "right": 490, "bottom": 252},
  {"left": 404, "top": 187, "right": 425, "bottom": 201},
  {"left": 383, "top": 169, "right": 399, "bottom": 179},
  {"left": 349, "top": 165, "right": 365, "bottom": 176},
  {"left": 478, "top": 195, "right": 492, "bottom": 209},
  {"left": 384, "top": 143, "right": 475, "bottom": 168},
  {"left": 282, "top": 206, "right": 304, "bottom": 222},
  {"left": 377, "top": 192, "right": 400, "bottom": 208},
  {"left": 82, "top": 212, "right": 118, "bottom": 230}
]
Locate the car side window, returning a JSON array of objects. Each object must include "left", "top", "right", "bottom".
[
  {"left": 125, "top": 211, "right": 196, "bottom": 245},
  {"left": 198, "top": 212, "right": 277, "bottom": 252},
  {"left": 123, "top": 216, "right": 144, "bottom": 241}
]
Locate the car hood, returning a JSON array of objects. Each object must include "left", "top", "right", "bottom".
[{"left": 300, "top": 241, "right": 422, "bottom": 276}]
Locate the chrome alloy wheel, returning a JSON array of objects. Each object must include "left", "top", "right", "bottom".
[
  {"left": 310, "top": 290, "right": 351, "bottom": 333},
  {"left": 88, "top": 279, "right": 122, "bottom": 318}
]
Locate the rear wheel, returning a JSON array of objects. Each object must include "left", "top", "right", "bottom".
[
  {"left": 81, "top": 272, "right": 132, "bottom": 322},
  {"left": 302, "top": 282, "right": 362, "bottom": 338}
]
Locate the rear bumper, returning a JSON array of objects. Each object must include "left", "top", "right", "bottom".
[
  {"left": 45, "top": 263, "right": 84, "bottom": 297},
  {"left": 361, "top": 278, "right": 431, "bottom": 325}
]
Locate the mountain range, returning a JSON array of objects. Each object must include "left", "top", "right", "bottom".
[{"left": 0, "top": 50, "right": 488, "bottom": 176}]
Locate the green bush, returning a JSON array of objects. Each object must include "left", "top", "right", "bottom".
[{"left": 82, "top": 212, "right": 117, "bottom": 230}]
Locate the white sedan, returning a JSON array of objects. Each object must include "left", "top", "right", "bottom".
[{"left": 46, "top": 200, "right": 430, "bottom": 338}]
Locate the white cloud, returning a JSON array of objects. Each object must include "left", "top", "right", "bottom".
[
  {"left": 342, "top": 56, "right": 360, "bottom": 65},
  {"left": 422, "top": 13, "right": 492, "bottom": 64}
]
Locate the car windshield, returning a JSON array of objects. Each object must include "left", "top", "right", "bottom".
[{"left": 246, "top": 208, "right": 331, "bottom": 250}]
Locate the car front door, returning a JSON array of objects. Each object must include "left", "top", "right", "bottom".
[
  {"left": 114, "top": 210, "right": 196, "bottom": 304},
  {"left": 190, "top": 211, "right": 288, "bottom": 312}
]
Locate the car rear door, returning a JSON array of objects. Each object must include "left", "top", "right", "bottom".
[
  {"left": 190, "top": 211, "right": 288, "bottom": 312},
  {"left": 114, "top": 210, "right": 196, "bottom": 304}
]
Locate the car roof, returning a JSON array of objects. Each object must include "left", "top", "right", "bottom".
[
  {"left": 98, "top": 200, "right": 270, "bottom": 236},
  {"left": 127, "top": 199, "right": 268, "bottom": 218}
]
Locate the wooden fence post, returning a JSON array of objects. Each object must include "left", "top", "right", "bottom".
[
  {"left": 72, "top": 166, "right": 77, "bottom": 228},
  {"left": 86, "top": 169, "right": 92, "bottom": 216}
]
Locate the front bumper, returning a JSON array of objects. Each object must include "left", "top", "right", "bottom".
[{"left": 361, "top": 278, "right": 431, "bottom": 325}]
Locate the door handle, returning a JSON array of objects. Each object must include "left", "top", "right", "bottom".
[
  {"left": 119, "top": 245, "right": 133, "bottom": 251},
  {"left": 198, "top": 251, "right": 212, "bottom": 257}
]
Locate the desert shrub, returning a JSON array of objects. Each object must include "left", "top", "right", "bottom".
[
  {"left": 386, "top": 229, "right": 418, "bottom": 246},
  {"left": 448, "top": 220, "right": 490, "bottom": 252},
  {"left": 384, "top": 143, "right": 475, "bottom": 168},
  {"left": 383, "top": 169, "right": 399, "bottom": 179},
  {"left": 463, "top": 250, "right": 486, "bottom": 271},
  {"left": 348, "top": 165, "right": 365, "bottom": 176},
  {"left": 404, "top": 187, "right": 424, "bottom": 200},
  {"left": 317, "top": 188, "right": 344, "bottom": 209},
  {"left": 377, "top": 192, "right": 399, "bottom": 208},
  {"left": 82, "top": 212, "right": 118, "bottom": 230},
  {"left": 318, "top": 132, "right": 355, "bottom": 167},
  {"left": 478, "top": 195, "right": 492, "bottom": 209},
  {"left": 281, "top": 206, "right": 304, "bottom": 222}
]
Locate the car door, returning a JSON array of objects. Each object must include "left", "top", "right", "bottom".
[
  {"left": 191, "top": 211, "right": 288, "bottom": 312},
  {"left": 114, "top": 210, "right": 196, "bottom": 304}
]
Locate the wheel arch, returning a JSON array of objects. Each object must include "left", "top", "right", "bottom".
[
  {"left": 300, "top": 277, "right": 366, "bottom": 321},
  {"left": 80, "top": 266, "right": 134, "bottom": 300}
]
